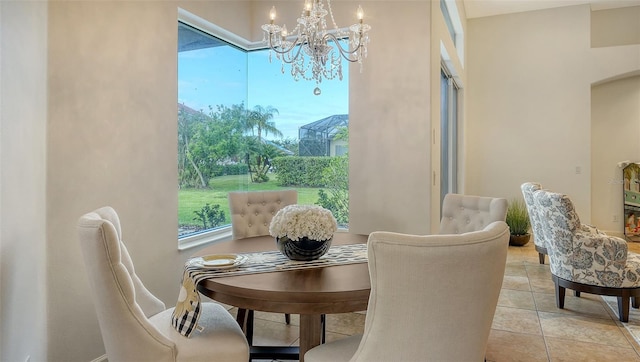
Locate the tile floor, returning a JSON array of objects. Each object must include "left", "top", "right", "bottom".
[{"left": 227, "top": 241, "right": 640, "bottom": 361}]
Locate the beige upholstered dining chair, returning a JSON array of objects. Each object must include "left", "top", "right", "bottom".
[
  {"left": 304, "top": 221, "right": 510, "bottom": 362},
  {"left": 439, "top": 193, "right": 508, "bottom": 234},
  {"left": 533, "top": 189, "right": 640, "bottom": 322},
  {"left": 227, "top": 190, "right": 298, "bottom": 345},
  {"left": 77, "top": 206, "right": 249, "bottom": 362}
]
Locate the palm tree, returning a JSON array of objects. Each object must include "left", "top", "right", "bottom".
[
  {"left": 246, "top": 105, "right": 283, "bottom": 141},
  {"left": 243, "top": 138, "right": 284, "bottom": 183},
  {"left": 238, "top": 105, "right": 284, "bottom": 183}
]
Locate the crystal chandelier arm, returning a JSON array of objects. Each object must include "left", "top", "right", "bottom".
[
  {"left": 265, "top": 31, "right": 300, "bottom": 55},
  {"left": 266, "top": 35, "right": 306, "bottom": 65},
  {"left": 282, "top": 44, "right": 305, "bottom": 64},
  {"left": 321, "top": 32, "right": 365, "bottom": 62}
]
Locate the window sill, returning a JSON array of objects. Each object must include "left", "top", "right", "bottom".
[{"left": 178, "top": 227, "right": 233, "bottom": 251}]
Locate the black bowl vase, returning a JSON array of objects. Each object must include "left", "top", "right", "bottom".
[{"left": 276, "top": 236, "right": 332, "bottom": 261}]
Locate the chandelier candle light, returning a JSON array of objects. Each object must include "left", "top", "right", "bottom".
[{"left": 261, "top": 0, "right": 371, "bottom": 95}]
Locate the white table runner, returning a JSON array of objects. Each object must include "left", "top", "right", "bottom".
[{"left": 190, "top": 243, "right": 368, "bottom": 278}]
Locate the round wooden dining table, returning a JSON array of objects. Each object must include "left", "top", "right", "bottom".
[{"left": 193, "top": 232, "right": 370, "bottom": 362}]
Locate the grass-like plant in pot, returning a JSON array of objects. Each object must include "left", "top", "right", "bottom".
[{"left": 506, "top": 198, "right": 531, "bottom": 246}]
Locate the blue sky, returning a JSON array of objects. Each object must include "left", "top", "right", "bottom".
[{"left": 178, "top": 43, "right": 349, "bottom": 140}]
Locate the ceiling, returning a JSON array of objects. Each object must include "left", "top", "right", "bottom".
[{"left": 463, "top": 0, "right": 640, "bottom": 18}]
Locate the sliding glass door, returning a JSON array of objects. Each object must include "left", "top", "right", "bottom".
[{"left": 440, "top": 67, "right": 459, "bottom": 207}]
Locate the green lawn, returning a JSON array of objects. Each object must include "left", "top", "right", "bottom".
[{"left": 179, "top": 173, "right": 321, "bottom": 228}]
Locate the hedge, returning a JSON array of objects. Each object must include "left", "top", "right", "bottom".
[
  {"left": 212, "top": 163, "right": 248, "bottom": 176},
  {"left": 271, "top": 156, "right": 332, "bottom": 187}
]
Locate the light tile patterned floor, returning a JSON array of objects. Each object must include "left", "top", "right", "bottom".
[
  {"left": 225, "top": 241, "right": 640, "bottom": 361},
  {"left": 489, "top": 241, "right": 640, "bottom": 361}
]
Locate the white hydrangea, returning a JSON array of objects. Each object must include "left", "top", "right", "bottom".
[{"left": 269, "top": 204, "right": 338, "bottom": 241}]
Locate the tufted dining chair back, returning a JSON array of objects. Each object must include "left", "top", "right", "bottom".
[
  {"left": 78, "top": 207, "right": 172, "bottom": 361},
  {"left": 304, "top": 221, "right": 510, "bottom": 362},
  {"left": 439, "top": 193, "right": 508, "bottom": 234},
  {"left": 228, "top": 190, "right": 298, "bottom": 239},
  {"left": 78, "top": 206, "right": 249, "bottom": 362}
]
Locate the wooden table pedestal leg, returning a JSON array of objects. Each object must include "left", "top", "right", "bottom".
[{"left": 299, "top": 314, "right": 323, "bottom": 362}]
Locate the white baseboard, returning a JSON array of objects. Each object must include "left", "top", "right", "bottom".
[{"left": 91, "top": 354, "right": 107, "bottom": 362}]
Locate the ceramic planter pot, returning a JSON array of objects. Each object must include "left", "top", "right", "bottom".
[{"left": 509, "top": 234, "right": 531, "bottom": 246}]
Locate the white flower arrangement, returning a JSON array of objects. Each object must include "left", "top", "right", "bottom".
[{"left": 269, "top": 204, "right": 338, "bottom": 242}]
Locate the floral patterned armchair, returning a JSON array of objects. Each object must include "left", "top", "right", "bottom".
[
  {"left": 521, "top": 182, "right": 548, "bottom": 264},
  {"left": 522, "top": 182, "right": 606, "bottom": 265},
  {"left": 533, "top": 189, "right": 640, "bottom": 322}
]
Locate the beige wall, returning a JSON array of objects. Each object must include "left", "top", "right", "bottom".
[
  {"left": 591, "top": 6, "right": 640, "bottom": 48},
  {"left": 0, "top": 1, "right": 48, "bottom": 361},
  {"left": 466, "top": 4, "right": 640, "bottom": 223},
  {"left": 348, "top": 1, "right": 433, "bottom": 235},
  {"left": 45, "top": 1, "right": 254, "bottom": 360},
  {"left": 588, "top": 4, "right": 640, "bottom": 231},
  {"left": 592, "top": 76, "right": 640, "bottom": 234},
  {"left": 467, "top": 5, "right": 593, "bottom": 211}
]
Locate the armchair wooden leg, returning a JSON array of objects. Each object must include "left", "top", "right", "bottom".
[
  {"left": 617, "top": 296, "right": 630, "bottom": 322},
  {"left": 538, "top": 252, "right": 545, "bottom": 265},
  {"left": 555, "top": 282, "right": 566, "bottom": 309},
  {"left": 574, "top": 291, "right": 581, "bottom": 297},
  {"left": 633, "top": 297, "right": 639, "bottom": 309},
  {"left": 285, "top": 313, "right": 291, "bottom": 324}
]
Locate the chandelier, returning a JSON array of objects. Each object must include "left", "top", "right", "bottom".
[{"left": 261, "top": 0, "right": 371, "bottom": 95}]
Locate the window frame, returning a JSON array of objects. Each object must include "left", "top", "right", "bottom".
[
  {"left": 178, "top": 10, "right": 248, "bottom": 249},
  {"left": 440, "top": 0, "right": 465, "bottom": 64},
  {"left": 177, "top": 9, "right": 350, "bottom": 249}
]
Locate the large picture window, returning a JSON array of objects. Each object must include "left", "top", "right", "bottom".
[{"left": 178, "top": 21, "right": 349, "bottom": 244}]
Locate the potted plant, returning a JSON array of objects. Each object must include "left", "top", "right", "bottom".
[{"left": 506, "top": 198, "right": 531, "bottom": 246}]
